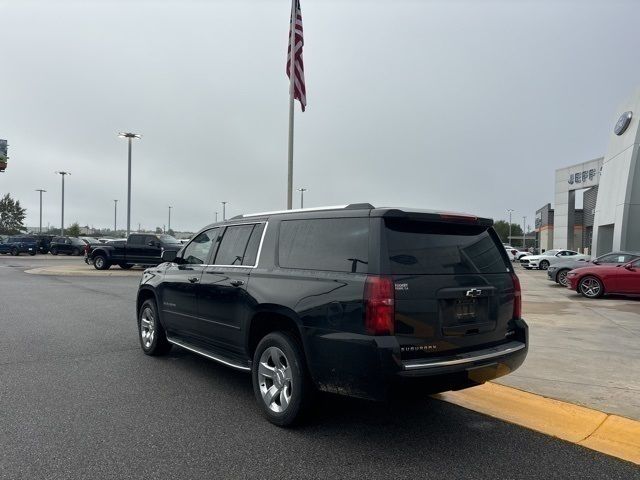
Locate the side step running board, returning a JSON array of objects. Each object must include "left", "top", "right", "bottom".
[{"left": 167, "top": 337, "right": 251, "bottom": 372}]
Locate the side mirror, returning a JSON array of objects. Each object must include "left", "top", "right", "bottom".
[{"left": 162, "top": 250, "right": 178, "bottom": 262}]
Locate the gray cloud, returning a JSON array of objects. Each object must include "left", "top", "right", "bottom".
[{"left": 1, "top": 0, "right": 639, "bottom": 233}]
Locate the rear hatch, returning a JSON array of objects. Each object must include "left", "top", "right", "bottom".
[{"left": 380, "top": 214, "right": 518, "bottom": 361}]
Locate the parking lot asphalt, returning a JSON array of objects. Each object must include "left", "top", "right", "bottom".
[
  {"left": 1, "top": 257, "right": 639, "bottom": 479},
  {"left": 498, "top": 265, "right": 640, "bottom": 420}
]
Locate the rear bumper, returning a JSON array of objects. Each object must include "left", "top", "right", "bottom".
[{"left": 307, "top": 319, "right": 529, "bottom": 401}]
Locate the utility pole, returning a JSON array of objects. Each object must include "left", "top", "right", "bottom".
[
  {"left": 113, "top": 200, "right": 118, "bottom": 232},
  {"left": 506, "top": 209, "right": 514, "bottom": 244},
  {"left": 168, "top": 206, "right": 172, "bottom": 233},
  {"left": 297, "top": 187, "right": 307, "bottom": 209},
  {"left": 118, "top": 132, "right": 142, "bottom": 237},
  {"left": 522, "top": 216, "right": 527, "bottom": 248},
  {"left": 222, "top": 201, "right": 227, "bottom": 221},
  {"left": 55, "top": 171, "right": 70, "bottom": 236},
  {"left": 35, "top": 189, "right": 46, "bottom": 233}
]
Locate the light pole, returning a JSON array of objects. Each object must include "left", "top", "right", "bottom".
[
  {"left": 168, "top": 206, "right": 172, "bottom": 233},
  {"left": 522, "top": 216, "right": 527, "bottom": 248},
  {"left": 113, "top": 200, "right": 118, "bottom": 232},
  {"left": 215, "top": 211, "right": 219, "bottom": 223},
  {"left": 506, "top": 209, "right": 514, "bottom": 245},
  {"left": 35, "top": 189, "right": 46, "bottom": 233},
  {"left": 54, "top": 171, "right": 70, "bottom": 236},
  {"left": 222, "top": 201, "right": 227, "bottom": 221},
  {"left": 297, "top": 188, "right": 307, "bottom": 209},
  {"left": 118, "top": 132, "right": 142, "bottom": 237}
]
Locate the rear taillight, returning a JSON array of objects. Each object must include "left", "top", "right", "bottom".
[
  {"left": 364, "top": 276, "right": 395, "bottom": 335},
  {"left": 511, "top": 272, "right": 522, "bottom": 319}
]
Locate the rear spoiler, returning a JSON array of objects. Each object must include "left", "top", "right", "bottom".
[{"left": 374, "top": 209, "right": 493, "bottom": 227}]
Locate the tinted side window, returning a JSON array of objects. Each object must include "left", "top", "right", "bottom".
[
  {"left": 278, "top": 218, "right": 369, "bottom": 273},
  {"left": 129, "top": 235, "right": 145, "bottom": 246},
  {"left": 182, "top": 229, "right": 217, "bottom": 265},
  {"left": 242, "top": 224, "right": 266, "bottom": 266},
  {"left": 214, "top": 225, "right": 254, "bottom": 266}
]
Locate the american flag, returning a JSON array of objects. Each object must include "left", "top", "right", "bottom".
[{"left": 287, "top": 0, "right": 306, "bottom": 111}]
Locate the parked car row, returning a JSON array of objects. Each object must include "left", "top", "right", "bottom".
[
  {"left": 0, "top": 234, "right": 112, "bottom": 256},
  {"left": 528, "top": 250, "right": 640, "bottom": 298}
]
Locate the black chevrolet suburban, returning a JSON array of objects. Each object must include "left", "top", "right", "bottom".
[{"left": 136, "top": 204, "right": 528, "bottom": 425}]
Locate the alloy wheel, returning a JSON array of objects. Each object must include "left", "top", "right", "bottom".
[
  {"left": 140, "top": 306, "right": 155, "bottom": 349},
  {"left": 95, "top": 257, "right": 104, "bottom": 269},
  {"left": 258, "top": 346, "right": 293, "bottom": 413},
  {"left": 557, "top": 270, "right": 568, "bottom": 287},
  {"left": 579, "top": 277, "right": 602, "bottom": 298}
]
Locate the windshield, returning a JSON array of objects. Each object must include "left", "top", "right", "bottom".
[
  {"left": 384, "top": 219, "right": 509, "bottom": 275},
  {"left": 159, "top": 234, "right": 180, "bottom": 244}
]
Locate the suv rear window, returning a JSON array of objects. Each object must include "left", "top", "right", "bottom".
[
  {"left": 278, "top": 218, "right": 369, "bottom": 273},
  {"left": 384, "top": 218, "right": 508, "bottom": 275}
]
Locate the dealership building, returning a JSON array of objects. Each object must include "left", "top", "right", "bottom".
[{"left": 536, "top": 88, "right": 640, "bottom": 255}]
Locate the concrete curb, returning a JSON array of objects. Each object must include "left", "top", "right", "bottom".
[
  {"left": 24, "top": 266, "right": 142, "bottom": 277},
  {"left": 434, "top": 382, "right": 640, "bottom": 465}
]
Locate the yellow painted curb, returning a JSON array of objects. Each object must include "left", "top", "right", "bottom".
[{"left": 434, "top": 382, "right": 640, "bottom": 465}]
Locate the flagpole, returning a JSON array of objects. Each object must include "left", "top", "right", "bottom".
[{"left": 287, "top": 0, "right": 296, "bottom": 210}]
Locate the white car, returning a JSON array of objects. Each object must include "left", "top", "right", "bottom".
[
  {"left": 520, "top": 249, "right": 590, "bottom": 270},
  {"left": 504, "top": 245, "right": 531, "bottom": 261}
]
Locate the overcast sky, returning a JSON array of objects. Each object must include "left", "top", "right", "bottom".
[{"left": 1, "top": 0, "right": 639, "bottom": 233}]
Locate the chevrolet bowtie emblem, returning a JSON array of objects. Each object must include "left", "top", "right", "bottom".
[{"left": 466, "top": 288, "right": 482, "bottom": 298}]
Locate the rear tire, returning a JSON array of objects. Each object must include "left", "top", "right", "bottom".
[
  {"left": 11, "top": 248, "right": 19, "bottom": 256},
  {"left": 72, "top": 248, "right": 81, "bottom": 256},
  {"left": 50, "top": 248, "right": 58, "bottom": 255},
  {"left": 579, "top": 276, "right": 604, "bottom": 298},
  {"left": 29, "top": 251, "right": 36, "bottom": 256},
  {"left": 119, "top": 263, "right": 133, "bottom": 270},
  {"left": 252, "top": 331, "right": 312, "bottom": 427},
  {"left": 138, "top": 299, "right": 172, "bottom": 355},
  {"left": 93, "top": 255, "right": 111, "bottom": 270}
]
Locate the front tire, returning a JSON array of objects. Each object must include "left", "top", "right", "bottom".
[
  {"left": 138, "top": 299, "right": 171, "bottom": 355},
  {"left": 11, "top": 248, "right": 19, "bottom": 256},
  {"left": 252, "top": 332, "right": 312, "bottom": 427},
  {"left": 72, "top": 248, "right": 81, "bottom": 256},
  {"left": 539, "top": 260, "right": 549, "bottom": 270},
  {"left": 579, "top": 276, "right": 604, "bottom": 298},
  {"left": 119, "top": 263, "right": 133, "bottom": 270},
  {"left": 93, "top": 255, "right": 111, "bottom": 270},
  {"left": 50, "top": 248, "right": 58, "bottom": 255},
  {"left": 557, "top": 269, "right": 570, "bottom": 287}
]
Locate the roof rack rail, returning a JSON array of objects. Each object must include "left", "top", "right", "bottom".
[{"left": 230, "top": 203, "right": 375, "bottom": 219}]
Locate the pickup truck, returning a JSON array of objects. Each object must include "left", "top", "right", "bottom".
[
  {"left": 87, "top": 233, "right": 182, "bottom": 270},
  {"left": 0, "top": 235, "right": 38, "bottom": 256}
]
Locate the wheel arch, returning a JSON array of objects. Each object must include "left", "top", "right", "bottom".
[
  {"left": 246, "top": 305, "right": 307, "bottom": 363},
  {"left": 137, "top": 287, "right": 164, "bottom": 326}
]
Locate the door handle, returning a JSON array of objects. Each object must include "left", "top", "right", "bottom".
[
  {"left": 188, "top": 276, "right": 199, "bottom": 283},
  {"left": 230, "top": 280, "right": 245, "bottom": 287}
]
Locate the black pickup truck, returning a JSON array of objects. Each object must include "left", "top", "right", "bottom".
[{"left": 87, "top": 233, "right": 182, "bottom": 270}]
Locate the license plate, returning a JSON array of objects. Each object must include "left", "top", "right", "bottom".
[{"left": 455, "top": 298, "right": 477, "bottom": 321}]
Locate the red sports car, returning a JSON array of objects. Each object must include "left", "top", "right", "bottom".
[{"left": 566, "top": 258, "right": 640, "bottom": 298}]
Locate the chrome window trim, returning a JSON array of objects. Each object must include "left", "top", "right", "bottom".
[
  {"left": 403, "top": 342, "right": 525, "bottom": 370},
  {"left": 206, "top": 221, "right": 269, "bottom": 269}
]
